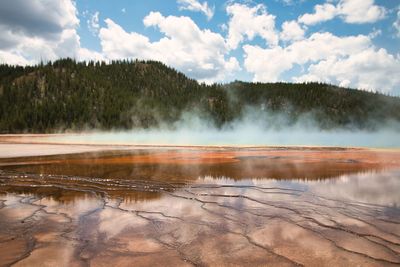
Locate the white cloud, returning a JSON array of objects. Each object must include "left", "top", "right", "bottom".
[
  {"left": 298, "top": 0, "right": 386, "bottom": 25},
  {"left": 338, "top": 0, "right": 386, "bottom": 24},
  {"left": 243, "top": 45, "right": 291, "bottom": 82},
  {"left": 280, "top": 20, "right": 305, "bottom": 42},
  {"left": 177, "top": 0, "right": 214, "bottom": 20},
  {"left": 87, "top": 11, "right": 100, "bottom": 36},
  {"left": 226, "top": 3, "right": 278, "bottom": 50},
  {"left": 0, "top": 0, "right": 79, "bottom": 38},
  {"left": 298, "top": 3, "right": 337, "bottom": 25},
  {"left": 244, "top": 32, "right": 371, "bottom": 81},
  {"left": 243, "top": 32, "right": 400, "bottom": 93},
  {"left": 394, "top": 6, "right": 400, "bottom": 38},
  {"left": 99, "top": 12, "right": 239, "bottom": 83},
  {"left": 295, "top": 49, "right": 400, "bottom": 93},
  {"left": 0, "top": 50, "right": 32, "bottom": 65},
  {"left": 99, "top": 18, "right": 151, "bottom": 60},
  {"left": 78, "top": 47, "right": 104, "bottom": 62},
  {"left": 0, "top": 0, "right": 102, "bottom": 65}
]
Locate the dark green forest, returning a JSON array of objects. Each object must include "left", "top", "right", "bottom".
[{"left": 0, "top": 58, "right": 399, "bottom": 133}]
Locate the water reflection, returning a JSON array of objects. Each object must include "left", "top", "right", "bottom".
[
  {"left": 0, "top": 149, "right": 400, "bottom": 266},
  {"left": 1, "top": 147, "right": 398, "bottom": 181},
  {"left": 196, "top": 170, "right": 400, "bottom": 207},
  {"left": 308, "top": 170, "right": 400, "bottom": 207}
]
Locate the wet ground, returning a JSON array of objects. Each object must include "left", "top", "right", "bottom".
[{"left": 0, "top": 146, "right": 400, "bottom": 266}]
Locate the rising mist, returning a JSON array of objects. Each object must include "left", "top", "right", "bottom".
[{"left": 49, "top": 107, "right": 400, "bottom": 148}]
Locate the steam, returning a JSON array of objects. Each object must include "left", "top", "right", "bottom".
[{"left": 48, "top": 106, "right": 400, "bottom": 148}]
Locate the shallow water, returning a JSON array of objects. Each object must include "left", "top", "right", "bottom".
[
  {"left": 0, "top": 148, "right": 400, "bottom": 266},
  {"left": 33, "top": 128, "right": 400, "bottom": 148}
]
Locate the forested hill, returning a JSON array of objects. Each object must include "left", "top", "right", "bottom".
[{"left": 0, "top": 58, "right": 399, "bottom": 133}]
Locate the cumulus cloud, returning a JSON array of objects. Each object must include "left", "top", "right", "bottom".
[
  {"left": 298, "top": 3, "right": 337, "bottom": 25},
  {"left": 226, "top": 3, "right": 278, "bottom": 50},
  {"left": 0, "top": 50, "right": 32, "bottom": 66},
  {"left": 77, "top": 47, "right": 104, "bottom": 62},
  {"left": 0, "top": 0, "right": 102, "bottom": 65},
  {"left": 0, "top": 0, "right": 79, "bottom": 39},
  {"left": 280, "top": 20, "right": 305, "bottom": 42},
  {"left": 99, "top": 12, "right": 239, "bottom": 83},
  {"left": 298, "top": 0, "right": 386, "bottom": 25},
  {"left": 338, "top": 0, "right": 386, "bottom": 24},
  {"left": 243, "top": 32, "right": 400, "bottom": 92},
  {"left": 295, "top": 49, "right": 400, "bottom": 93},
  {"left": 243, "top": 45, "right": 291, "bottom": 82},
  {"left": 177, "top": 0, "right": 214, "bottom": 20},
  {"left": 244, "top": 32, "right": 370, "bottom": 81}
]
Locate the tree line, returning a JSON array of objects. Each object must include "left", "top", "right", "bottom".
[{"left": 0, "top": 58, "right": 399, "bottom": 133}]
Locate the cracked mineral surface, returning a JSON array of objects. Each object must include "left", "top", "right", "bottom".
[{"left": 0, "top": 145, "right": 399, "bottom": 266}]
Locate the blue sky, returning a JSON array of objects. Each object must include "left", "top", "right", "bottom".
[{"left": 0, "top": 0, "right": 399, "bottom": 93}]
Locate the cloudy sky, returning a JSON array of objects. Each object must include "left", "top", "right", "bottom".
[{"left": 0, "top": 0, "right": 399, "bottom": 94}]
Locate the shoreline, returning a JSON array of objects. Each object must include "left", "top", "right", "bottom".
[
  {"left": 0, "top": 134, "right": 400, "bottom": 164},
  {"left": 2, "top": 133, "right": 399, "bottom": 150},
  {"left": 1, "top": 135, "right": 400, "bottom": 172},
  {"left": 0, "top": 135, "right": 373, "bottom": 159}
]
